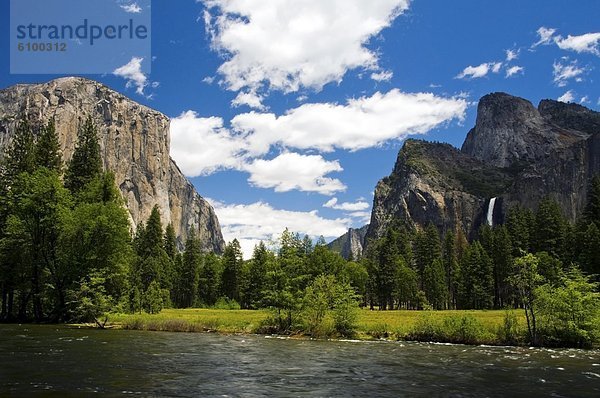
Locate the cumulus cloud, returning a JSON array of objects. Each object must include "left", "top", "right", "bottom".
[
  {"left": 232, "top": 89, "right": 467, "bottom": 154},
  {"left": 371, "top": 70, "right": 394, "bottom": 82},
  {"left": 202, "top": 0, "right": 410, "bottom": 100},
  {"left": 208, "top": 199, "right": 351, "bottom": 258},
  {"left": 112, "top": 57, "right": 156, "bottom": 96},
  {"left": 557, "top": 90, "right": 575, "bottom": 103},
  {"left": 532, "top": 26, "right": 557, "bottom": 48},
  {"left": 244, "top": 153, "right": 346, "bottom": 194},
  {"left": 120, "top": 2, "right": 142, "bottom": 13},
  {"left": 455, "top": 62, "right": 502, "bottom": 79},
  {"left": 231, "top": 91, "right": 267, "bottom": 111},
  {"left": 169, "top": 111, "right": 245, "bottom": 176},
  {"left": 552, "top": 59, "right": 586, "bottom": 87},
  {"left": 505, "top": 65, "right": 524, "bottom": 78},
  {"left": 505, "top": 49, "right": 519, "bottom": 61},
  {"left": 170, "top": 90, "right": 466, "bottom": 195},
  {"left": 555, "top": 32, "right": 600, "bottom": 56},
  {"left": 323, "top": 197, "right": 369, "bottom": 212}
]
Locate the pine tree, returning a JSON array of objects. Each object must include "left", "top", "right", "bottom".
[
  {"left": 534, "top": 197, "right": 567, "bottom": 260},
  {"left": 414, "top": 224, "right": 441, "bottom": 289},
  {"left": 179, "top": 229, "right": 200, "bottom": 307},
  {"left": 506, "top": 205, "right": 534, "bottom": 256},
  {"left": 65, "top": 117, "right": 102, "bottom": 194},
  {"left": 490, "top": 226, "right": 513, "bottom": 308},
  {"left": 423, "top": 258, "right": 448, "bottom": 309},
  {"left": 458, "top": 241, "right": 493, "bottom": 309},
  {"left": 164, "top": 223, "right": 178, "bottom": 260},
  {"left": 198, "top": 253, "right": 221, "bottom": 306},
  {"left": 584, "top": 176, "right": 600, "bottom": 226},
  {"left": 443, "top": 231, "right": 459, "bottom": 309},
  {"left": 1, "top": 119, "right": 36, "bottom": 184},
  {"left": 244, "top": 241, "right": 272, "bottom": 308},
  {"left": 222, "top": 239, "right": 243, "bottom": 302},
  {"left": 33, "top": 119, "right": 62, "bottom": 172}
]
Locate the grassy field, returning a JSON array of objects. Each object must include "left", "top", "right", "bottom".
[{"left": 108, "top": 308, "right": 525, "bottom": 344}]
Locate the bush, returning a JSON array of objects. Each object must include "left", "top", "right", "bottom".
[
  {"left": 442, "top": 315, "right": 485, "bottom": 344},
  {"left": 301, "top": 275, "right": 360, "bottom": 338},
  {"left": 496, "top": 310, "right": 522, "bottom": 345},
  {"left": 407, "top": 312, "right": 440, "bottom": 342},
  {"left": 213, "top": 297, "right": 241, "bottom": 310}
]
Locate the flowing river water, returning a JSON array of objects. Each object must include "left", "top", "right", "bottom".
[{"left": 1, "top": 324, "right": 600, "bottom": 397}]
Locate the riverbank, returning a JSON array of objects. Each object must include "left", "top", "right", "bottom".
[{"left": 105, "top": 308, "right": 528, "bottom": 346}]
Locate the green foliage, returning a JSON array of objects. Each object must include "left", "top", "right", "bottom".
[
  {"left": 535, "top": 268, "right": 600, "bottom": 348},
  {"left": 65, "top": 117, "right": 102, "bottom": 195},
  {"left": 534, "top": 197, "right": 568, "bottom": 260},
  {"left": 33, "top": 119, "right": 62, "bottom": 172},
  {"left": 458, "top": 241, "right": 493, "bottom": 309},
  {"left": 221, "top": 239, "right": 243, "bottom": 302},
  {"left": 70, "top": 271, "right": 112, "bottom": 328},
  {"left": 144, "top": 280, "right": 164, "bottom": 314},
  {"left": 301, "top": 275, "right": 359, "bottom": 338},
  {"left": 496, "top": 310, "right": 522, "bottom": 345}
]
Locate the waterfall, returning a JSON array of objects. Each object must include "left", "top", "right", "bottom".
[{"left": 486, "top": 197, "right": 497, "bottom": 227}]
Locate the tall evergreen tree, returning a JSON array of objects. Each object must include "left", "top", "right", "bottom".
[
  {"left": 65, "top": 117, "right": 102, "bottom": 194},
  {"left": 222, "top": 239, "right": 243, "bottom": 302},
  {"left": 179, "top": 229, "right": 201, "bottom": 307},
  {"left": 33, "top": 119, "right": 62, "bottom": 172},
  {"left": 534, "top": 197, "right": 567, "bottom": 260},
  {"left": 423, "top": 258, "right": 447, "bottom": 309},
  {"left": 458, "top": 241, "right": 494, "bottom": 309},
  {"left": 164, "top": 223, "right": 178, "bottom": 260},
  {"left": 584, "top": 175, "right": 600, "bottom": 226}
]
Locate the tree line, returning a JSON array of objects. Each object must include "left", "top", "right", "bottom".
[{"left": 0, "top": 118, "right": 598, "bottom": 344}]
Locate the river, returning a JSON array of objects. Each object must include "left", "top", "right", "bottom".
[{"left": 1, "top": 324, "right": 599, "bottom": 397}]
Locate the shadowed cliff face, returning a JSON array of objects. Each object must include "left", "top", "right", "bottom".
[
  {"left": 0, "top": 77, "right": 225, "bottom": 253},
  {"left": 328, "top": 225, "right": 369, "bottom": 260},
  {"left": 362, "top": 92, "right": 600, "bottom": 254}
]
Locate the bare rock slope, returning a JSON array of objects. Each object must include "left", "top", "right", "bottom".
[{"left": 0, "top": 77, "right": 225, "bottom": 253}]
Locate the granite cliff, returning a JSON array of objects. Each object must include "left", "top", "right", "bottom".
[
  {"left": 359, "top": 92, "right": 600, "bottom": 255},
  {"left": 0, "top": 77, "right": 225, "bottom": 253},
  {"left": 327, "top": 225, "right": 369, "bottom": 260}
]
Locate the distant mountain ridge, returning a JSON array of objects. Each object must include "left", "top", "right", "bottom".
[
  {"left": 329, "top": 93, "right": 600, "bottom": 258},
  {"left": 0, "top": 77, "right": 225, "bottom": 252}
]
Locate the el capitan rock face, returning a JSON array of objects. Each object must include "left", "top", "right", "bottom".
[
  {"left": 0, "top": 77, "right": 225, "bottom": 253},
  {"left": 362, "top": 92, "right": 600, "bottom": 253}
]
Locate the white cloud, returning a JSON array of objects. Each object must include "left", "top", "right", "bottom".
[
  {"left": 232, "top": 89, "right": 467, "bottom": 154},
  {"left": 532, "top": 26, "right": 557, "bottom": 47},
  {"left": 557, "top": 90, "right": 575, "bottom": 103},
  {"left": 552, "top": 59, "right": 586, "bottom": 87},
  {"left": 202, "top": 0, "right": 410, "bottom": 99},
  {"left": 170, "top": 90, "right": 466, "bottom": 195},
  {"left": 505, "top": 65, "right": 524, "bottom": 78},
  {"left": 555, "top": 32, "right": 600, "bottom": 56},
  {"left": 580, "top": 96, "right": 589, "bottom": 104},
  {"left": 505, "top": 49, "right": 519, "bottom": 61},
  {"left": 244, "top": 153, "right": 346, "bottom": 194},
  {"left": 169, "top": 111, "right": 245, "bottom": 176},
  {"left": 231, "top": 91, "right": 267, "bottom": 110},
  {"left": 455, "top": 62, "right": 502, "bottom": 79},
  {"left": 208, "top": 199, "right": 351, "bottom": 258},
  {"left": 120, "top": 2, "right": 142, "bottom": 13},
  {"left": 113, "top": 57, "right": 148, "bottom": 95},
  {"left": 371, "top": 70, "right": 394, "bottom": 82},
  {"left": 323, "top": 197, "right": 369, "bottom": 211}
]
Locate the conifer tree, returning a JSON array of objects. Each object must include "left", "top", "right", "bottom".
[
  {"left": 33, "top": 119, "right": 62, "bottom": 172},
  {"left": 65, "top": 117, "right": 102, "bottom": 194},
  {"left": 534, "top": 197, "right": 567, "bottom": 260},
  {"left": 179, "top": 229, "right": 200, "bottom": 307},
  {"left": 222, "top": 239, "right": 243, "bottom": 302}
]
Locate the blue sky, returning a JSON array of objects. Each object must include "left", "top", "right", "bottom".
[{"left": 2, "top": 1, "right": 600, "bottom": 256}]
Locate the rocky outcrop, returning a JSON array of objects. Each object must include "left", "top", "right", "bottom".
[
  {"left": 328, "top": 225, "right": 369, "bottom": 260},
  {"left": 366, "top": 92, "right": 600, "bottom": 248},
  {"left": 0, "top": 77, "right": 225, "bottom": 253}
]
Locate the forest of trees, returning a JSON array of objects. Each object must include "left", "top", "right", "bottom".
[{"left": 0, "top": 118, "right": 599, "bottom": 344}]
